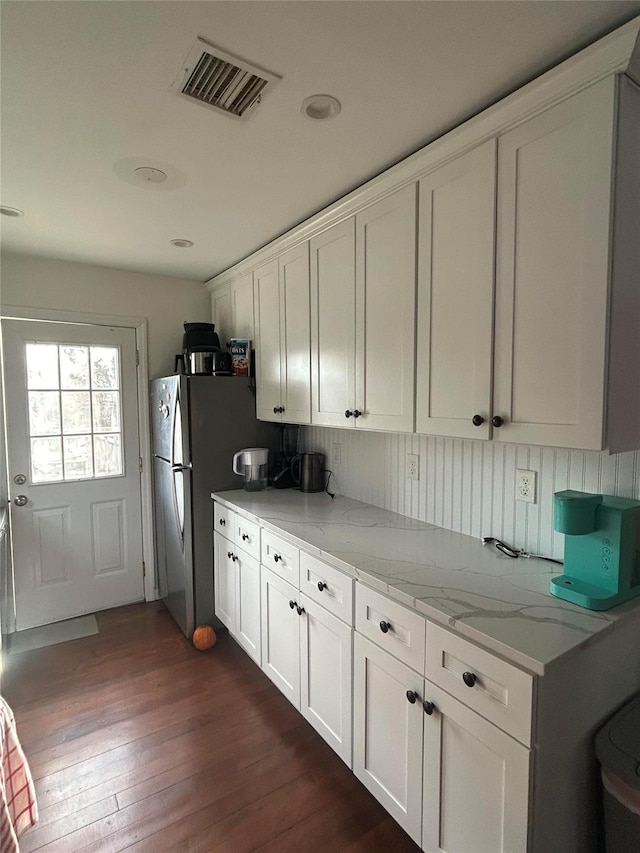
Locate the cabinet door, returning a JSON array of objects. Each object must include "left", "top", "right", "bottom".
[
  {"left": 254, "top": 259, "right": 283, "bottom": 422},
  {"left": 310, "top": 219, "right": 357, "bottom": 428},
  {"left": 422, "top": 681, "right": 530, "bottom": 853},
  {"left": 235, "top": 551, "right": 261, "bottom": 665},
  {"left": 356, "top": 184, "right": 417, "bottom": 432},
  {"left": 416, "top": 140, "right": 496, "bottom": 439},
  {"left": 279, "top": 243, "right": 311, "bottom": 424},
  {"left": 260, "top": 566, "right": 300, "bottom": 709},
  {"left": 213, "top": 532, "right": 236, "bottom": 635},
  {"left": 231, "top": 272, "right": 255, "bottom": 343},
  {"left": 353, "top": 633, "right": 424, "bottom": 843},
  {"left": 211, "top": 286, "right": 232, "bottom": 349},
  {"left": 299, "top": 594, "right": 353, "bottom": 767},
  {"left": 494, "top": 79, "right": 615, "bottom": 449}
]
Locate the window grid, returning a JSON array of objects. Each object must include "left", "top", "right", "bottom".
[{"left": 27, "top": 343, "right": 123, "bottom": 484}]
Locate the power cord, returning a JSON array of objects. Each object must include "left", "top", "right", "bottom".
[
  {"left": 324, "top": 469, "right": 335, "bottom": 499},
  {"left": 482, "top": 536, "right": 563, "bottom": 565}
]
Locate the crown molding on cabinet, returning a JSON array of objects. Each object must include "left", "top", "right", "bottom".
[{"left": 206, "top": 16, "right": 640, "bottom": 293}]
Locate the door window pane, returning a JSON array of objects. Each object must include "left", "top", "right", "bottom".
[
  {"left": 26, "top": 344, "right": 59, "bottom": 389},
  {"left": 91, "top": 347, "right": 119, "bottom": 389},
  {"left": 26, "top": 341, "right": 124, "bottom": 483},
  {"left": 31, "top": 437, "right": 63, "bottom": 483},
  {"left": 60, "top": 346, "right": 90, "bottom": 390},
  {"left": 92, "top": 391, "right": 120, "bottom": 433},
  {"left": 63, "top": 435, "right": 93, "bottom": 479},
  {"left": 28, "top": 391, "right": 61, "bottom": 436},
  {"left": 62, "top": 392, "right": 92, "bottom": 434},
  {"left": 94, "top": 434, "right": 122, "bottom": 477}
]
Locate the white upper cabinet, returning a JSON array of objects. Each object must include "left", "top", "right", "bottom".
[
  {"left": 310, "top": 219, "right": 357, "bottom": 427},
  {"left": 211, "top": 273, "right": 254, "bottom": 347},
  {"left": 254, "top": 244, "right": 311, "bottom": 424},
  {"left": 211, "top": 285, "right": 232, "bottom": 349},
  {"left": 416, "top": 139, "right": 496, "bottom": 440},
  {"left": 311, "top": 186, "right": 417, "bottom": 432}
]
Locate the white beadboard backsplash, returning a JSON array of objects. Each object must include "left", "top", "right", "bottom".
[{"left": 302, "top": 427, "right": 640, "bottom": 561}]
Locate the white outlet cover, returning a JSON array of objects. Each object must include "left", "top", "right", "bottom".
[{"left": 516, "top": 469, "right": 537, "bottom": 504}]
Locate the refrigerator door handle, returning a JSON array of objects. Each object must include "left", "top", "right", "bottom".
[{"left": 171, "top": 463, "right": 192, "bottom": 472}]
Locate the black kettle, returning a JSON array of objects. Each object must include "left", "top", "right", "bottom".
[{"left": 291, "top": 452, "right": 325, "bottom": 493}]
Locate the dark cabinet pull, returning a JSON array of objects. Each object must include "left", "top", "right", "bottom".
[
  {"left": 423, "top": 700, "right": 435, "bottom": 716},
  {"left": 219, "top": 518, "right": 226, "bottom": 526},
  {"left": 472, "top": 414, "right": 484, "bottom": 426},
  {"left": 296, "top": 605, "right": 306, "bottom": 616},
  {"left": 273, "top": 554, "right": 281, "bottom": 563},
  {"left": 280, "top": 407, "right": 285, "bottom": 413},
  {"left": 462, "top": 671, "right": 477, "bottom": 688},
  {"left": 345, "top": 410, "right": 353, "bottom": 418},
  {"left": 289, "top": 600, "right": 296, "bottom": 610},
  {"left": 406, "top": 689, "right": 418, "bottom": 704},
  {"left": 379, "top": 621, "right": 391, "bottom": 634},
  {"left": 273, "top": 406, "right": 279, "bottom": 414},
  {"left": 492, "top": 416, "right": 504, "bottom": 428},
  {"left": 241, "top": 533, "right": 249, "bottom": 541},
  {"left": 273, "top": 405, "right": 285, "bottom": 414},
  {"left": 227, "top": 551, "right": 233, "bottom": 559},
  {"left": 353, "top": 409, "right": 362, "bottom": 418},
  {"left": 317, "top": 581, "right": 327, "bottom": 592}
]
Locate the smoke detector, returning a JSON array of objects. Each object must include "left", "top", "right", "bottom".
[{"left": 173, "top": 37, "right": 281, "bottom": 120}]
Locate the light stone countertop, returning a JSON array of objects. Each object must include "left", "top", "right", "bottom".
[{"left": 211, "top": 488, "right": 640, "bottom": 675}]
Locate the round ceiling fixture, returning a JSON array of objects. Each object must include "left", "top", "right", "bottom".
[
  {"left": 0, "top": 206, "right": 25, "bottom": 217},
  {"left": 134, "top": 167, "right": 168, "bottom": 184},
  {"left": 301, "top": 94, "right": 341, "bottom": 121},
  {"left": 170, "top": 239, "right": 194, "bottom": 248}
]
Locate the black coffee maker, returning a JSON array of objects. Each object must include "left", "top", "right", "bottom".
[
  {"left": 270, "top": 425, "right": 299, "bottom": 489},
  {"left": 175, "top": 322, "right": 231, "bottom": 375}
]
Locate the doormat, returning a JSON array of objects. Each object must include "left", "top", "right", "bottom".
[{"left": 8, "top": 615, "right": 99, "bottom": 654}]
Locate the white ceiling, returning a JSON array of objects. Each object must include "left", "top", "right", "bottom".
[{"left": 2, "top": 1, "right": 639, "bottom": 282}]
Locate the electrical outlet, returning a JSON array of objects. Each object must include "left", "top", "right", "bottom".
[
  {"left": 332, "top": 442, "right": 342, "bottom": 466},
  {"left": 516, "top": 469, "right": 537, "bottom": 504},
  {"left": 407, "top": 453, "right": 419, "bottom": 481}
]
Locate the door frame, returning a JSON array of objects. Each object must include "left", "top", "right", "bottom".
[{"left": 1, "top": 305, "right": 157, "bottom": 629}]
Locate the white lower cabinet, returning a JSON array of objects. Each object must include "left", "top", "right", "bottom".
[
  {"left": 260, "top": 566, "right": 301, "bottom": 706},
  {"left": 214, "top": 526, "right": 262, "bottom": 665},
  {"left": 214, "top": 531, "right": 236, "bottom": 635},
  {"left": 421, "top": 682, "right": 530, "bottom": 853},
  {"left": 353, "top": 632, "right": 424, "bottom": 843}
]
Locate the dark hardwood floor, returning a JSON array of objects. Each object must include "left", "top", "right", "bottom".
[{"left": 3, "top": 603, "right": 420, "bottom": 852}]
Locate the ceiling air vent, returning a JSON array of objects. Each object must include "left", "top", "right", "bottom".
[{"left": 173, "top": 38, "right": 281, "bottom": 120}]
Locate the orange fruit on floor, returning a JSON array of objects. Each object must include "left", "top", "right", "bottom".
[{"left": 192, "top": 625, "right": 217, "bottom": 650}]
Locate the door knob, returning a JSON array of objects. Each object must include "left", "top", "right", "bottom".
[
  {"left": 13, "top": 474, "right": 26, "bottom": 485},
  {"left": 13, "top": 495, "right": 28, "bottom": 507}
]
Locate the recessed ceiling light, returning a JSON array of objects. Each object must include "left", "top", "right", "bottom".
[
  {"left": 301, "top": 95, "right": 341, "bottom": 121},
  {"left": 134, "top": 167, "right": 168, "bottom": 184},
  {"left": 170, "top": 239, "right": 194, "bottom": 248},
  {"left": 0, "top": 206, "right": 25, "bottom": 217}
]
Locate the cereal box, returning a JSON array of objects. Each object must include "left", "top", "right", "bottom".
[{"left": 229, "top": 339, "right": 251, "bottom": 376}]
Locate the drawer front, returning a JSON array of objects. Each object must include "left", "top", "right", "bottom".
[
  {"left": 355, "top": 584, "right": 426, "bottom": 674},
  {"left": 300, "top": 552, "right": 354, "bottom": 626},
  {"left": 425, "top": 622, "right": 533, "bottom": 746},
  {"left": 234, "top": 514, "right": 261, "bottom": 562},
  {"left": 261, "top": 529, "right": 300, "bottom": 587},
  {"left": 214, "top": 502, "right": 234, "bottom": 541}
]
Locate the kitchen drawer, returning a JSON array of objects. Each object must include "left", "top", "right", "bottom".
[
  {"left": 425, "top": 622, "right": 533, "bottom": 746},
  {"left": 355, "top": 584, "right": 426, "bottom": 674},
  {"left": 300, "top": 552, "right": 354, "bottom": 626},
  {"left": 261, "top": 529, "right": 300, "bottom": 587},
  {"left": 214, "top": 502, "right": 234, "bottom": 541},
  {"left": 234, "top": 514, "right": 261, "bottom": 562}
]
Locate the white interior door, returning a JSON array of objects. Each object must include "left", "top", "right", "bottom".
[{"left": 2, "top": 319, "right": 144, "bottom": 630}]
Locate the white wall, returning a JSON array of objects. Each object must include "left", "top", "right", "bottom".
[
  {"left": 303, "top": 426, "right": 640, "bottom": 561},
  {"left": 0, "top": 252, "right": 211, "bottom": 378}
]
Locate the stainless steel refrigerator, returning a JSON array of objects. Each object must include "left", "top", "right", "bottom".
[{"left": 151, "top": 375, "right": 275, "bottom": 638}]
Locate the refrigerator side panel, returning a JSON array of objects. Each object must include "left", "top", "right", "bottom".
[
  {"left": 189, "top": 377, "right": 277, "bottom": 627},
  {"left": 150, "top": 376, "right": 179, "bottom": 459}
]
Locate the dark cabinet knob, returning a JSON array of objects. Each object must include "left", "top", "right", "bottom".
[
  {"left": 233, "top": 554, "right": 238, "bottom": 563},
  {"left": 242, "top": 533, "right": 249, "bottom": 541},
  {"left": 273, "top": 554, "right": 281, "bottom": 563},
  {"left": 280, "top": 407, "right": 285, "bottom": 414},
  {"left": 423, "top": 701, "right": 435, "bottom": 716},
  {"left": 219, "top": 518, "right": 226, "bottom": 526},
  {"left": 492, "top": 416, "right": 504, "bottom": 428},
  {"left": 353, "top": 409, "right": 362, "bottom": 418},
  {"left": 317, "top": 581, "right": 327, "bottom": 592},
  {"left": 406, "top": 690, "right": 418, "bottom": 704},
  {"left": 379, "top": 621, "right": 391, "bottom": 634},
  {"left": 462, "top": 671, "right": 477, "bottom": 688},
  {"left": 296, "top": 605, "right": 305, "bottom": 616},
  {"left": 289, "top": 600, "right": 296, "bottom": 609},
  {"left": 345, "top": 410, "right": 353, "bottom": 418},
  {"left": 227, "top": 551, "right": 233, "bottom": 559},
  {"left": 472, "top": 414, "right": 484, "bottom": 426},
  {"left": 273, "top": 406, "right": 279, "bottom": 414}
]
